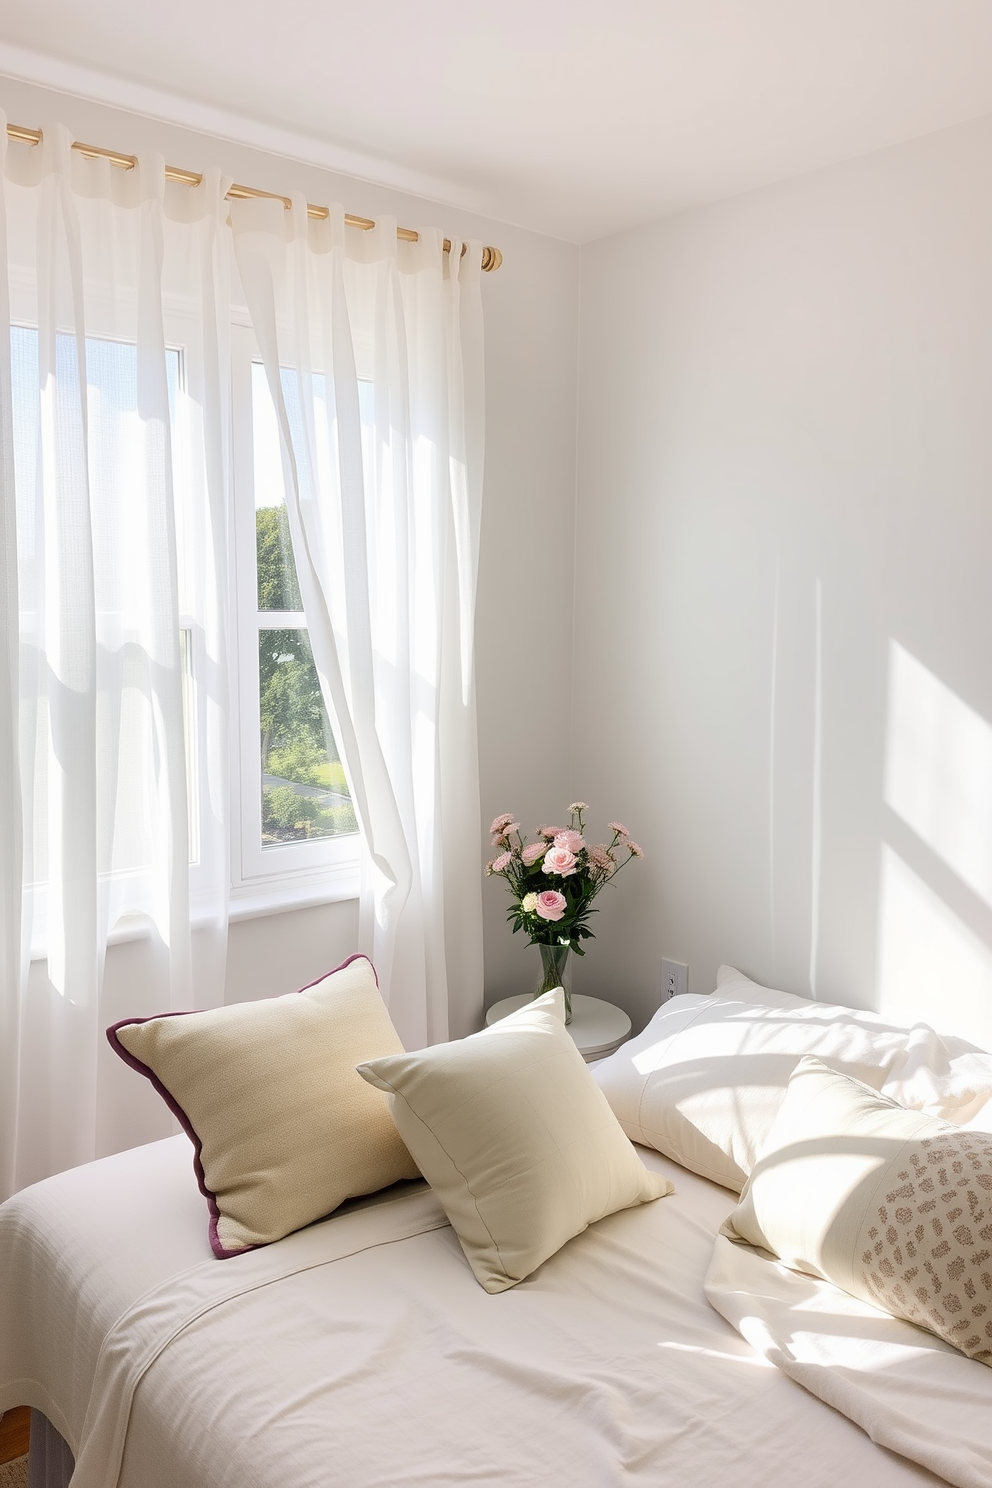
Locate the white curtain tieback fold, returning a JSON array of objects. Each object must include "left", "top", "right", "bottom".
[{"left": 230, "top": 197, "right": 485, "bottom": 1051}]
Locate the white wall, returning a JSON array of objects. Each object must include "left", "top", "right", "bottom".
[
  {"left": 2, "top": 75, "right": 580, "bottom": 1163},
  {"left": 575, "top": 114, "right": 992, "bottom": 1047}
]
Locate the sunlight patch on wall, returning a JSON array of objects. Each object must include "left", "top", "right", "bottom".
[
  {"left": 877, "top": 844, "right": 992, "bottom": 1049},
  {"left": 885, "top": 642, "right": 992, "bottom": 907}
]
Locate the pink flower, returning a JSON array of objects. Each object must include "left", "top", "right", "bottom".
[
  {"left": 539, "top": 824, "right": 562, "bottom": 840},
  {"left": 626, "top": 840, "right": 644, "bottom": 858},
  {"left": 554, "top": 829, "right": 585, "bottom": 854},
  {"left": 543, "top": 845, "right": 578, "bottom": 876},
  {"left": 504, "top": 822, "right": 521, "bottom": 837},
  {"left": 568, "top": 801, "right": 588, "bottom": 814},
  {"left": 522, "top": 841, "right": 546, "bottom": 865},
  {"left": 535, "top": 890, "right": 567, "bottom": 922},
  {"left": 586, "top": 845, "right": 612, "bottom": 871},
  {"left": 608, "top": 822, "right": 629, "bottom": 838},
  {"left": 490, "top": 812, "right": 516, "bottom": 835},
  {"left": 490, "top": 850, "right": 514, "bottom": 873}
]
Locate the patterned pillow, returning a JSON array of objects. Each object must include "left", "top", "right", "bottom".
[
  {"left": 724, "top": 1056, "right": 992, "bottom": 1365},
  {"left": 858, "top": 1129, "right": 992, "bottom": 1361}
]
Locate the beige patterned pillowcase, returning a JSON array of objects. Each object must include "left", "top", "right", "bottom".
[
  {"left": 109, "top": 954, "right": 420, "bottom": 1256},
  {"left": 724, "top": 1055, "right": 992, "bottom": 1366}
]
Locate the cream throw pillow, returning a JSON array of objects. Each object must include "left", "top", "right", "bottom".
[
  {"left": 108, "top": 954, "right": 419, "bottom": 1256},
  {"left": 724, "top": 1056, "right": 992, "bottom": 1366},
  {"left": 357, "top": 989, "right": 673, "bottom": 1293}
]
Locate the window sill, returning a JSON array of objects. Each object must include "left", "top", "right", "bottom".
[{"left": 227, "top": 867, "right": 359, "bottom": 923}]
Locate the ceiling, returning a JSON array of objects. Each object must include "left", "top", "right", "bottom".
[{"left": 3, "top": 0, "right": 992, "bottom": 242}]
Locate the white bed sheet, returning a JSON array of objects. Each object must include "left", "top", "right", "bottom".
[
  {"left": 706, "top": 1233, "right": 992, "bottom": 1488},
  {"left": 1, "top": 1134, "right": 950, "bottom": 1488}
]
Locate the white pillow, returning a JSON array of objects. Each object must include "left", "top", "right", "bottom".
[
  {"left": 357, "top": 989, "right": 673, "bottom": 1293},
  {"left": 724, "top": 1056, "right": 992, "bottom": 1367},
  {"left": 593, "top": 965, "right": 992, "bottom": 1192}
]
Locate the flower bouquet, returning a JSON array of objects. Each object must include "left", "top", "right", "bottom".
[{"left": 486, "top": 802, "right": 643, "bottom": 1023}]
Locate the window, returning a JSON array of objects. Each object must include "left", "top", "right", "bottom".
[
  {"left": 230, "top": 328, "right": 358, "bottom": 903},
  {"left": 11, "top": 325, "right": 191, "bottom": 877},
  {"left": 10, "top": 315, "right": 361, "bottom": 936}
]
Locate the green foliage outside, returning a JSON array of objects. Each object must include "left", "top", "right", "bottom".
[
  {"left": 256, "top": 504, "right": 355, "bottom": 843},
  {"left": 256, "top": 504, "right": 302, "bottom": 611},
  {"left": 263, "top": 786, "right": 358, "bottom": 840}
]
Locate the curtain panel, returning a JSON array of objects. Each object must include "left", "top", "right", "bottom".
[
  {"left": 231, "top": 199, "right": 485, "bottom": 1051},
  {"left": 0, "top": 116, "right": 487, "bottom": 1197},
  {"left": 0, "top": 116, "right": 232, "bottom": 1197}
]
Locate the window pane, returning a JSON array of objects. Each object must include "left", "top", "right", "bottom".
[
  {"left": 259, "top": 627, "right": 356, "bottom": 845},
  {"left": 11, "top": 328, "right": 186, "bottom": 883},
  {"left": 11, "top": 328, "right": 180, "bottom": 596},
  {"left": 252, "top": 362, "right": 302, "bottom": 611}
]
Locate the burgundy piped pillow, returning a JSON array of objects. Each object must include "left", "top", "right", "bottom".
[{"left": 108, "top": 953, "right": 418, "bottom": 1256}]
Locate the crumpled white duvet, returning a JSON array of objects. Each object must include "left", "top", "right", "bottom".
[
  {"left": 705, "top": 1233, "right": 992, "bottom": 1488},
  {"left": 1, "top": 1135, "right": 955, "bottom": 1488}
]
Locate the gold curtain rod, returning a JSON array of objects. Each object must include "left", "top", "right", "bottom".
[{"left": 5, "top": 123, "right": 503, "bottom": 272}]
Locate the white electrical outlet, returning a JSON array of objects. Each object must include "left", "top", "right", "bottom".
[{"left": 661, "top": 958, "right": 688, "bottom": 1002}]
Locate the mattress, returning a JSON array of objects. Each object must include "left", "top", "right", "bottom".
[{"left": 0, "top": 1132, "right": 950, "bottom": 1488}]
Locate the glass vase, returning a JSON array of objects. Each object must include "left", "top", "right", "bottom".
[{"left": 533, "top": 942, "right": 573, "bottom": 1024}]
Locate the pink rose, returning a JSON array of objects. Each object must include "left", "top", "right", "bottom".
[
  {"left": 521, "top": 841, "right": 546, "bottom": 865},
  {"left": 535, "top": 890, "right": 567, "bottom": 922},
  {"left": 543, "top": 845, "right": 578, "bottom": 876},
  {"left": 554, "top": 830, "right": 585, "bottom": 854}
]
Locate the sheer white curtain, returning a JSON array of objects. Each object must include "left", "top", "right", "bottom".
[
  {"left": 231, "top": 198, "right": 485, "bottom": 1049},
  {"left": 0, "top": 116, "right": 232, "bottom": 1198}
]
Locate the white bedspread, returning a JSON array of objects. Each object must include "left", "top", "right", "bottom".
[
  {"left": 1, "top": 1135, "right": 952, "bottom": 1488},
  {"left": 706, "top": 1233, "right": 992, "bottom": 1488}
]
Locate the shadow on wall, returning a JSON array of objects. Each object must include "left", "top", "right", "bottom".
[
  {"left": 877, "top": 640, "right": 992, "bottom": 1049},
  {"left": 765, "top": 581, "right": 992, "bottom": 1052}
]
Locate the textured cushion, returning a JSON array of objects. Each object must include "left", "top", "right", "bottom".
[
  {"left": 108, "top": 954, "right": 419, "bottom": 1256},
  {"left": 725, "top": 1056, "right": 992, "bottom": 1366},
  {"left": 357, "top": 989, "right": 672, "bottom": 1293},
  {"left": 593, "top": 965, "right": 991, "bottom": 1192}
]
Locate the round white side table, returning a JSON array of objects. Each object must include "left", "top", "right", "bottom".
[{"left": 484, "top": 994, "right": 631, "bottom": 1062}]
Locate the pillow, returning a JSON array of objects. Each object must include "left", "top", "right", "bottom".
[
  {"left": 593, "top": 964, "right": 992, "bottom": 1193},
  {"left": 108, "top": 954, "right": 419, "bottom": 1257},
  {"left": 357, "top": 989, "right": 672, "bottom": 1293},
  {"left": 724, "top": 1056, "right": 992, "bottom": 1367}
]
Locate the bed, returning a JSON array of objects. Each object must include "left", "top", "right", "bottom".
[{"left": 2, "top": 961, "right": 992, "bottom": 1488}]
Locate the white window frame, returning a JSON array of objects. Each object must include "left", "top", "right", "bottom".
[
  {"left": 228, "top": 324, "right": 360, "bottom": 912},
  {"left": 11, "top": 296, "right": 360, "bottom": 950}
]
